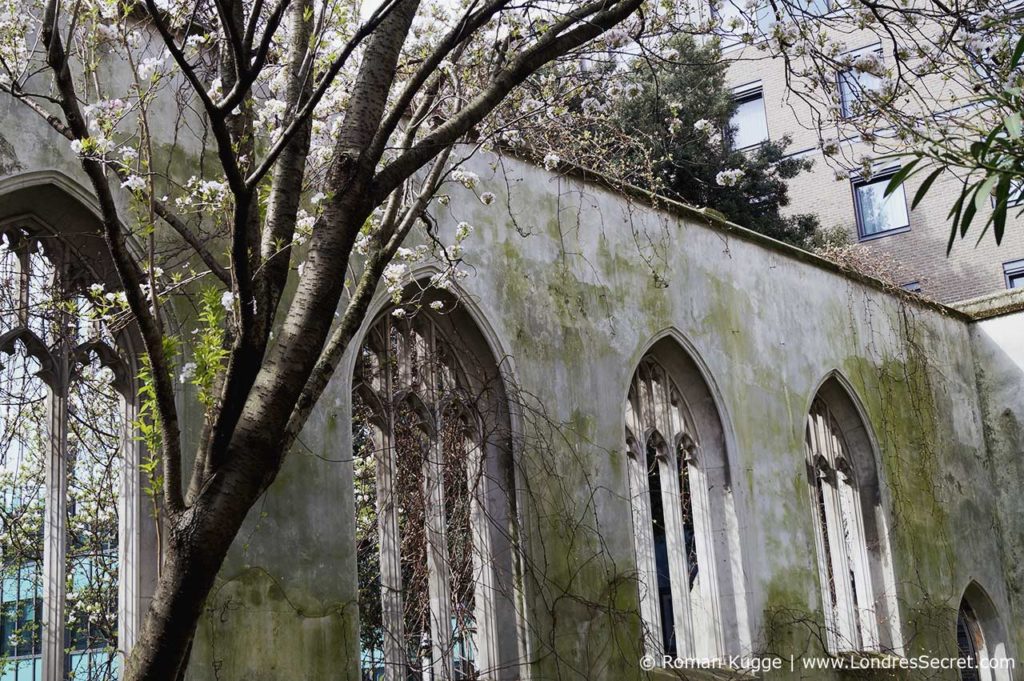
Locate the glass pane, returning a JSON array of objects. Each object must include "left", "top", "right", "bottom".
[
  {"left": 839, "top": 65, "right": 882, "bottom": 117},
  {"left": 730, "top": 94, "right": 768, "bottom": 149},
  {"left": 856, "top": 178, "right": 909, "bottom": 236}
]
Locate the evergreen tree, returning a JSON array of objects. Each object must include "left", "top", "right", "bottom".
[{"left": 609, "top": 36, "right": 820, "bottom": 247}]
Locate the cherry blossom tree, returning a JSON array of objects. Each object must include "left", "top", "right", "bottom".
[{"left": 0, "top": 0, "right": 646, "bottom": 678}]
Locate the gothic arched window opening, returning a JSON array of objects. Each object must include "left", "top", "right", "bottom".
[
  {"left": 352, "top": 305, "right": 518, "bottom": 681},
  {"left": 625, "top": 350, "right": 744, "bottom": 660},
  {"left": 955, "top": 583, "right": 1014, "bottom": 681},
  {"left": 1, "top": 224, "right": 135, "bottom": 681},
  {"left": 805, "top": 379, "right": 902, "bottom": 654}
]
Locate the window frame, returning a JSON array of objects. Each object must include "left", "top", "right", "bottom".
[
  {"left": 730, "top": 82, "right": 770, "bottom": 151},
  {"left": 851, "top": 169, "right": 912, "bottom": 241},
  {"left": 1003, "top": 259, "right": 1024, "bottom": 289}
]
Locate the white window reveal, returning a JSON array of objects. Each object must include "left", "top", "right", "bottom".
[{"left": 730, "top": 83, "right": 769, "bottom": 150}]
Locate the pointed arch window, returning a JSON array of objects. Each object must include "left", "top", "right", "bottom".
[
  {"left": 1, "top": 224, "right": 139, "bottom": 681},
  {"left": 955, "top": 584, "right": 1014, "bottom": 681},
  {"left": 625, "top": 355, "right": 731, "bottom": 659},
  {"left": 806, "top": 399, "right": 877, "bottom": 650},
  {"left": 352, "top": 307, "right": 517, "bottom": 681},
  {"left": 805, "top": 384, "right": 901, "bottom": 654}
]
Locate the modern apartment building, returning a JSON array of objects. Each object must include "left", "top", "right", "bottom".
[{"left": 718, "top": 16, "right": 1024, "bottom": 303}]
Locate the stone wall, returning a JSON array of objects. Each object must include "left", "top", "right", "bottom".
[{"left": 2, "top": 65, "right": 1022, "bottom": 678}]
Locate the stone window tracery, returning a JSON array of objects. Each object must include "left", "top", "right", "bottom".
[
  {"left": 805, "top": 382, "right": 902, "bottom": 654},
  {"left": 352, "top": 309, "right": 515, "bottom": 681},
  {"left": 625, "top": 355, "right": 724, "bottom": 659},
  {"left": 0, "top": 225, "right": 136, "bottom": 681}
]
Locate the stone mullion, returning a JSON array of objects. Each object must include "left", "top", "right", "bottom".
[
  {"left": 658, "top": 448, "right": 694, "bottom": 657},
  {"left": 833, "top": 429, "right": 879, "bottom": 650},
  {"left": 41, "top": 359, "right": 68, "bottom": 681},
  {"left": 655, "top": 379, "right": 693, "bottom": 658},
  {"left": 425, "top": 431, "right": 454, "bottom": 681},
  {"left": 376, "top": 423, "right": 406, "bottom": 681},
  {"left": 118, "top": 390, "right": 140, "bottom": 658},
  {"left": 378, "top": 329, "right": 407, "bottom": 681},
  {"left": 680, "top": 446, "right": 723, "bottom": 657},
  {"left": 468, "top": 429, "right": 498, "bottom": 676},
  {"left": 625, "top": 396, "right": 662, "bottom": 659},
  {"left": 815, "top": 410, "right": 858, "bottom": 649}
]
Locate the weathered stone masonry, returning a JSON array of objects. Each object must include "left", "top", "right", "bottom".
[{"left": 1, "top": 82, "right": 1023, "bottom": 678}]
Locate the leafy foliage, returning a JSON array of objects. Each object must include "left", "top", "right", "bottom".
[{"left": 608, "top": 36, "right": 820, "bottom": 246}]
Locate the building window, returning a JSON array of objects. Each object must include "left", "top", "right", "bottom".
[
  {"left": 352, "top": 303, "right": 517, "bottom": 681},
  {"left": 955, "top": 583, "right": 1013, "bottom": 681},
  {"left": 901, "top": 281, "right": 922, "bottom": 294},
  {"left": 1, "top": 224, "right": 132, "bottom": 681},
  {"left": 806, "top": 378, "right": 902, "bottom": 653},
  {"left": 625, "top": 347, "right": 748, "bottom": 660},
  {"left": 714, "top": 0, "right": 774, "bottom": 47},
  {"left": 838, "top": 47, "right": 884, "bottom": 117},
  {"left": 1004, "top": 260, "right": 1024, "bottom": 289},
  {"left": 853, "top": 171, "right": 910, "bottom": 239},
  {"left": 730, "top": 85, "right": 769, "bottom": 150}
]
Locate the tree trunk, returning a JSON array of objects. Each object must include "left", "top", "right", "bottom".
[{"left": 124, "top": 467, "right": 263, "bottom": 681}]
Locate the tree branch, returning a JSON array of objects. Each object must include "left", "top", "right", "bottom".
[
  {"left": 371, "top": 0, "right": 643, "bottom": 202},
  {"left": 243, "top": 0, "right": 405, "bottom": 187},
  {"left": 40, "top": 0, "right": 185, "bottom": 514}
]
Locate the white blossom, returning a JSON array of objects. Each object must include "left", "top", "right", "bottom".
[
  {"left": 121, "top": 175, "right": 146, "bottom": 192},
  {"left": 220, "top": 290, "right": 236, "bottom": 312},
  {"left": 455, "top": 222, "right": 474, "bottom": 242},
  {"left": 137, "top": 55, "right": 166, "bottom": 81},
  {"left": 715, "top": 168, "right": 746, "bottom": 187},
  {"left": 543, "top": 153, "right": 561, "bottom": 171},
  {"left": 451, "top": 169, "right": 480, "bottom": 189},
  {"left": 694, "top": 119, "right": 715, "bottom": 134},
  {"left": 179, "top": 362, "right": 197, "bottom": 384}
]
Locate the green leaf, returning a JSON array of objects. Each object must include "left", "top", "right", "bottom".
[
  {"left": 993, "top": 174, "right": 1011, "bottom": 245},
  {"left": 912, "top": 167, "right": 944, "bottom": 210},
  {"left": 947, "top": 186, "right": 967, "bottom": 254},
  {"left": 1005, "top": 112, "right": 1022, "bottom": 140},
  {"left": 960, "top": 183, "right": 981, "bottom": 238},
  {"left": 975, "top": 174, "right": 998, "bottom": 212},
  {"left": 884, "top": 158, "right": 920, "bottom": 198},
  {"left": 1011, "top": 34, "right": 1024, "bottom": 71}
]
